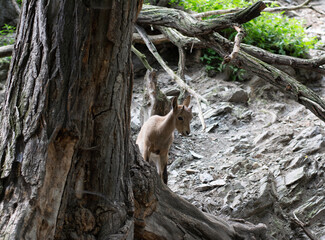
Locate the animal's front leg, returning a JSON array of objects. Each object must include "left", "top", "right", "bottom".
[{"left": 143, "top": 146, "right": 151, "bottom": 162}]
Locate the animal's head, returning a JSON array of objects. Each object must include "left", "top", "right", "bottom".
[{"left": 172, "top": 95, "right": 193, "bottom": 136}]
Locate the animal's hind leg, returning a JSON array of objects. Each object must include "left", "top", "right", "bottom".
[
  {"left": 159, "top": 152, "right": 168, "bottom": 184},
  {"left": 163, "top": 165, "right": 168, "bottom": 184}
]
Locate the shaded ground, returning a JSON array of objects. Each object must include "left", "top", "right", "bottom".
[{"left": 131, "top": 2, "right": 325, "bottom": 239}]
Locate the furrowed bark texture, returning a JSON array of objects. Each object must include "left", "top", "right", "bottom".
[
  {"left": 0, "top": 0, "right": 139, "bottom": 239},
  {"left": 137, "top": 1, "right": 266, "bottom": 36}
]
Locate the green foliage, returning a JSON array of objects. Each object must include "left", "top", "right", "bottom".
[
  {"left": 0, "top": 24, "right": 16, "bottom": 46},
  {"left": 170, "top": 0, "right": 249, "bottom": 13},
  {"left": 200, "top": 49, "right": 246, "bottom": 81},
  {"left": 16, "top": 0, "right": 22, "bottom": 6},
  {"left": 244, "top": 12, "right": 318, "bottom": 58},
  {"left": 171, "top": 0, "right": 319, "bottom": 79}
]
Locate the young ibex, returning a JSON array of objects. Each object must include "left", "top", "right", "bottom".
[{"left": 136, "top": 96, "right": 193, "bottom": 184}]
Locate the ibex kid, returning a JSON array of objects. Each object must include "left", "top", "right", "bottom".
[{"left": 136, "top": 96, "right": 193, "bottom": 184}]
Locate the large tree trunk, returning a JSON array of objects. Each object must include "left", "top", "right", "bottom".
[
  {"left": 0, "top": 0, "right": 139, "bottom": 239},
  {"left": 0, "top": 0, "right": 20, "bottom": 27}
]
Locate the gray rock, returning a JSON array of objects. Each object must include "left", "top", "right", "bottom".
[
  {"left": 253, "top": 131, "right": 272, "bottom": 145},
  {"left": 169, "top": 154, "right": 193, "bottom": 171},
  {"left": 294, "top": 195, "right": 325, "bottom": 224},
  {"left": 203, "top": 103, "right": 233, "bottom": 119},
  {"left": 285, "top": 167, "right": 305, "bottom": 186},
  {"left": 205, "top": 122, "right": 219, "bottom": 133},
  {"left": 275, "top": 175, "right": 287, "bottom": 200},
  {"left": 295, "top": 126, "right": 321, "bottom": 140},
  {"left": 190, "top": 150, "right": 204, "bottom": 159},
  {"left": 305, "top": 134, "right": 325, "bottom": 155},
  {"left": 195, "top": 184, "right": 212, "bottom": 192},
  {"left": 210, "top": 179, "right": 226, "bottom": 187},
  {"left": 186, "top": 169, "right": 199, "bottom": 174},
  {"left": 227, "top": 89, "right": 249, "bottom": 103},
  {"left": 199, "top": 172, "right": 213, "bottom": 183}
]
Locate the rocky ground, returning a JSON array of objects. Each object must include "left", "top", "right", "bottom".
[
  {"left": 0, "top": 0, "right": 324, "bottom": 239},
  {"left": 131, "top": 2, "right": 325, "bottom": 239}
]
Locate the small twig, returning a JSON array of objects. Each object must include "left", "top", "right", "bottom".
[
  {"left": 310, "top": 6, "right": 325, "bottom": 15},
  {"left": 223, "top": 25, "right": 245, "bottom": 64},
  {"left": 131, "top": 45, "right": 153, "bottom": 71},
  {"left": 291, "top": 212, "right": 320, "bottom": 240},
  {"left": 177, "top": 47, "right": 185, "bottom": 80}
]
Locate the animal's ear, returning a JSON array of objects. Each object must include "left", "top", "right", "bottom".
[
  {"left": 183, "top": 95, "right": 191, "bottom": 107},
  {"left": 172, "top": 96, "right": 178, "bottom": 111}
]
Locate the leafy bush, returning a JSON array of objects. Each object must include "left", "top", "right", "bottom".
[
  {"left": 244, "top": 12, "right": 318, "bottom": 58},
  {"left": 0, "top": 24, "right": 16, "bottom": 46},
  {"left": 170, "top": 0, "right": 319, "bottom": 78}
]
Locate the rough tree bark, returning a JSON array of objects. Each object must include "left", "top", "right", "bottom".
[
  {"left": 0, "top": 0, "right": 20, "bottom": 27},
  {"left": 0, "top": 0, "right": 139, "bottom": 239}
]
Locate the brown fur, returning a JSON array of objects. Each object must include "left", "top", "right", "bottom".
[{"left": 136, "top": 96, "right": 193, "bottom": 184}]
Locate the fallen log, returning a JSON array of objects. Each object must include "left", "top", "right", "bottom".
[{"left": 137, "top": 3, "right": 325, "bottom": 123}]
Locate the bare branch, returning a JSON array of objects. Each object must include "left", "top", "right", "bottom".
[
  {"left": 133, "top": 33, "right": 170, "bottom": 45},
  {"left": 131, "top": 45, "right": 153, "bottom": 71},
  {"left": 223, "top": 25, "right": 246, "bottom": 63},
  {"left": 241, "top": 44, "right": 325, "bottom": 73},
  {"left": 0, "top": 45, "right": 14, "bottom": 58},
  {"left": 138, "top": 2, "right": 266, "bottom": 36}
]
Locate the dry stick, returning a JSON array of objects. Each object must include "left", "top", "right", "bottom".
[
  {"left": 177, "top": 48, "right": 185, "bottom": 80},
  {"left": 131, "top": 45, "right": 153, "bottom": 71},
  {"left": 223, "top": 25, "right": 245, "bottom": 64},
  {"left": 135, "top": 25, "right": 207, "bottom": 129},
  {"left": 291, "top": 212, "right": 320, "bottom": 240}
]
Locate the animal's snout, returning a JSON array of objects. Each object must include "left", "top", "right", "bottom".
[{"left": 182, "top": 130, "right": 190, "bottom": 136}]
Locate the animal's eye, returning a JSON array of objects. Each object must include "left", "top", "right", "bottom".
[{"left": 178, "top": 117, "right": 183, "bottom": 121}]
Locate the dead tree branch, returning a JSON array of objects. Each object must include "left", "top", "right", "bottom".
[
  {"left": 131, "top": 45, "right": 153, "bottom": 71},
  {"left": 0, "top": 45, "right": 14, "bottom": 58},
  {"left": 223, "top": 25, "right": 246, "bottom": 64},
  {"left": 137, "top": 3, "right": 325, "bottom": 124},
  {"left": 138, "top": 2, "right": 266, "bottom": 36}
]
